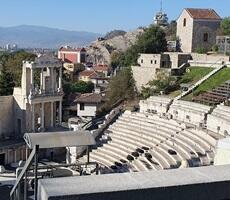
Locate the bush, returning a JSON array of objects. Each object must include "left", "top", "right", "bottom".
[
  {"left": 221, "top": 17, "right": 230, "bottom": 35},
  {"left": 141, "top": 71, "right": 179, "bottom": 97},
  {"left": 212, "top": 45, "right": 219, "bottom": 52},
  {"left": 63, "top": 81, "right": 94, "bottom": 95},
  {"left": 195, "top": 47, "right": 207, "bottom": 54}
]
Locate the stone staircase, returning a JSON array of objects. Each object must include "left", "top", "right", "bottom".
[{"left": 175, "top": 64, "right": 226, "bottom": 100}]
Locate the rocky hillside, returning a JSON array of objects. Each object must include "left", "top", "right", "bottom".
[{"left": 86, "top": 28, "right": 144, "bottom": 64}]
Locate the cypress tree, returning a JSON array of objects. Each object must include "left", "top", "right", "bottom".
[{"left": 0, "top": 65, "right": 15, "bottom": 96}]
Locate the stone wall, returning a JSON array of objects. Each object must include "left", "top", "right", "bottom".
[
  {"left": 131, "top": 66, "right": 156, "bottom": 92},
  {"left": 138, "top": 54, "right": 162, "bottom": 68},
  {"left": 0, "top": 96, "right": 14, "bottom": 137},
  {"left": 191, "top": 53, "right": 230, "bottom": 62},
  {"left": 192, "top": 20, "right": 221, "bottom": 52},
  {"left": 166, "top": 53, "right": 191, "bottom": 69},
  {"left": 177, "top": 10, "right": 194, "bottom": 52}
]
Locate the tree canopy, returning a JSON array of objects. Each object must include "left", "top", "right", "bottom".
[
  {"left": 106, "top": 67, "right": 135, "bottom": 105},
  {"left": 0, "top": 65, "right": 15, "bottom": 96},
  {"left": 111, "top": 25, "right": 167, "bottom": 69},
  {"left": 63, "top": 80, "right": 94, "bottom": 95},
  {"left": 0, "top": 51, "right": 36, "bottom": 87},
  {"left": 221, "top": 17, "right": 230, "bottom": 35}
]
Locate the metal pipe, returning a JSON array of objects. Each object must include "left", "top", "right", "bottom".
[
  {"left": 24, "top": 172, "right": 27, "bottom": 200},
  {"left": 29, "top": 162, "right": 97, "bottom": 170}
]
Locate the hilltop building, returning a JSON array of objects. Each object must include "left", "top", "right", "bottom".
[
  {"left": 177, "top": 8, "right": 222, "bottom": 52},
  {"left": 132, "top": 52, "right": 191, "bottom": 91},
  {"left": 153, "top": 0, "right": 168, "bottom": 27},
  {"left": 58, "top": 46, "right": 86, "bottom": 64}
]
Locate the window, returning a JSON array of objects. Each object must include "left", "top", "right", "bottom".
[
  {"left": 183, "top": 18, "right": 187, "bottom": 27},
  {"left": 151, "top": 60, "right": 153, "bottom": 64},
  {"left": 155, "top": 60, "right": 157, "bottom": 64},
  {"left": 186, "top": 115, "right": 190, "bottom": 120},
  {"left": 141, "top": 59, "right": 143, "bottom": 64},
  {"left": 80, "top": 103, "right": 85, "bottom": 111},
  {"left": 203, "top": 33, "right": 208, "bottom": 42}
]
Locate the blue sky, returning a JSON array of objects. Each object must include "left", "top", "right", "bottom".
[{"left": 0, "top": 0, "right": 229, "bottom": 34}]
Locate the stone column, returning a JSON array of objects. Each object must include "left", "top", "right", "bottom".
[
  {"left": 58, "top": 67, "right": 62, "bottom": 90},
  {"left": 50, "top": 102, "right": 54, "bottom": 127},
  {"left": 31, "top": 104, "right": 35, "bottom": 132},
  {"left": 30, "top": 68, "right": 34, "bottom": 94},
  {"left": 50, "top": 67, "right": 54, "bottom": 93},
  {"left": 41, "top": 102, "right": 45, "bottom": 131},
  {"left": 53, "top": 69, "right": 57, "bottom": 91},
  {"left": 40, "top": 68, "right": 44, "bottom": 93},
  {"left": 59, "top": 101, "right": 62, "bottom": 125}
]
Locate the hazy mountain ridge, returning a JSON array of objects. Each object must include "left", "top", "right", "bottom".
[{"left": 0, "top": 25, "right": 101, "bottom": 48}]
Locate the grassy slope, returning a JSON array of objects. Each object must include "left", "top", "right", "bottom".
[
  {"left": 180, "top": 67, "right": 213, "bottom": 84},
  {"left": 183, "top": 67, "right": 230, "bottom": 101},
  {"left": 168, "top": 67, "right": 213, "bottom": 97}
]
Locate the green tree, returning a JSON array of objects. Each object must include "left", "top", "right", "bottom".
[
  {"left": 74, "top": 63, "right": 85, "bottom": 73},
  {"left": 136, "top": 25, "right": 167, "bottom": 54},
  {"left": 63, "top": 81, "right": 94, "bottom": 96},
  {"left": 111, "top": 25, "right": 167, "bottom": 69},
  {"left": 0, "top": 51, "right": 36, "bottom": 86},
  {"left": 106, "top": 67, "right": 135, "bottom": 106},
  {"left": 165, "top": 20, "right": 177, "bottom": 41},
  {"left": 71, "top": 81, "right": 94, "bottom": 93},
  {"left": 221, "top": 17, "right": 230, "bottom": 35},
  {"left": 141, "top": 71, "right": 178, "bottom": 97},
  {"left": 0, "top": 65, "right": 15, "bottom": 96}
]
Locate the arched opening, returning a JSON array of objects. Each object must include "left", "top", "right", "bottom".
[{"left": 203, "top": 33, "right": 209, "bottom": 42}]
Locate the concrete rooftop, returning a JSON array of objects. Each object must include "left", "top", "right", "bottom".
[{"left": 38, "top": 164, "right": 230, "bottom": 199}]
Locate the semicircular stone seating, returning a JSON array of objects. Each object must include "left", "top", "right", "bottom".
[{"left": 79, "top": 110, "right": 218, "bottom": 174}]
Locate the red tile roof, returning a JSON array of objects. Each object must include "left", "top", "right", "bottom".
[
  {"left": 185, "top": 8, "right": 221, "bottom": 20},
  {"left": 74, "top": 93, "right": 102, "bottom": 104},
  {"left": 79, "top": 70, "right": 98, "bottom": 78}
]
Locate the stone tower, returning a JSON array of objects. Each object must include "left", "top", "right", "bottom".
[
  {"left": 153, "top": 0, "right": 168, "bottom": 27},
  {"left": 177, "top": 8, "right": 221, "bottom": 52}
]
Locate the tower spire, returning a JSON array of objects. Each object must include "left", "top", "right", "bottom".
[{"left": 160, "top": 0, "right": 163, "bottom": 12}]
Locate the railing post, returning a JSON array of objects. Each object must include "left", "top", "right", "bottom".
[
  {"left": 96, "top": 163, "right": 99, "bottom": 175},
  {"left": 34, "top": 145, "right": 39, "bottom": 200},
  {"left": 87, "top": 146, "right": 90, "bottom": 164},
  {"left": 24, "top": 172, "right": 27, "bottom": 200}
]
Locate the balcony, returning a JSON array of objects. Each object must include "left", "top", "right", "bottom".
[{"left": 28, "top": 88, "right": 63, "bottom": 103}]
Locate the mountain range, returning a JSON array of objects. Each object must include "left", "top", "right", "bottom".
[{"left": 0, "top": 25, "right": 101, "bottom": 49}]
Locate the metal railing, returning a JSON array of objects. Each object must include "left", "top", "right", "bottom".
[
  {"left": 10, "top": 146, "right": 37, "bottom": 200},
  {"left": 10, "top": 145, "right": 98, "bottom": 200}
]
